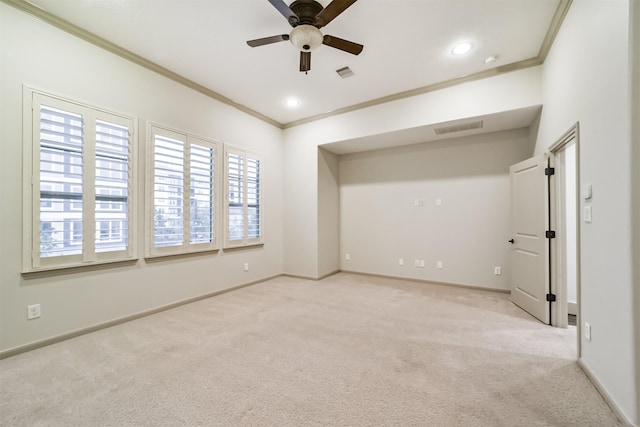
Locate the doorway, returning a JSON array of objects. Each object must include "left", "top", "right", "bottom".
[{"left": 509, "top": 124, "right": 580, "bottom": 351}]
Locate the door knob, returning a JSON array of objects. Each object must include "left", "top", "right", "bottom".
[{"left": 508, "top": 239, "right": 515, "bottom": 244}]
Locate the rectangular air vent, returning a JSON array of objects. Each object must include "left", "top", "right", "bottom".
[
  {"left": 336, "top": 66, "right": 354, "bottom": 78},
  {"left": 434, "top": 120, "right": 483, "bottom": 135}
]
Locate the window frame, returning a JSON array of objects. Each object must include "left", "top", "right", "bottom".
[
  {"left": 146, "top": 124, "right": 220, "bottom": 258},
  {"left": 224, "top": 145, "right": 263, "bottom": 248},
  {"left": 22, "top": 87, "right": 137, "bottom": 273}
]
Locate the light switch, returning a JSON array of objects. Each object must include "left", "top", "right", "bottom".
[
  {"left": 582, "top": 184, "right": 592, "bottom": 200},
  {"left": 584, "top": 206, "right": 592, "bottom": 223}
]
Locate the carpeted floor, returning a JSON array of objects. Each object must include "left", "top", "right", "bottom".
[{"left": 0, "top": 273, "right": 621, "bottom": 426}]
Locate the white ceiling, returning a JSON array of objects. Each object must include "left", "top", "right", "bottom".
[{"left": 23, "top": 0, "right": 561, "bottom": 128}]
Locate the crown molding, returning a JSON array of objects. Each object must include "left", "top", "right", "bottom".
[{"left": 538, "top": 0, "right": 573, "bottom": 62}]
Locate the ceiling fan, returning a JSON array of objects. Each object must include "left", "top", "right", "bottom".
[{"left": 247, "top": 0, "right": 363, "bottom": 73}]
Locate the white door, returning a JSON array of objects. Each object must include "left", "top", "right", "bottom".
[{"left": 510, "top": 155, "right": 550, "bottom": 324}]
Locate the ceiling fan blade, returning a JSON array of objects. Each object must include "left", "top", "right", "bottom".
[
  {"left": 268, "top": 0, "right": 300, "bottom": 26},
  {"left": 314, "top": 0, "right": 358, "bottom": 28},
  {"left": 300, "top": 51, "right": 311, "bottom": 72},
  {"left": 247, "top": 34, "right": 290, "bottom": 47},
  {"left": 322, "top": 35, "right": 363, "bottom": 55}
]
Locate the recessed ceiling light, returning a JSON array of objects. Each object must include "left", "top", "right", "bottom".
[
  {"left": 452, "top": 42, "right": 472, "bottom": 56},
  {"left": 285, "top": 98, "right": 300, "bottom": 108}
]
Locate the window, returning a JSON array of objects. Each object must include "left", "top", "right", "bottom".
[
  {"left": 147, "top": 125, "right": 219, "bottom": 257},
  {"left": 23, "top": 89, "right": 136, "bottom": 272},
  {"left": 224, "top": 146, "right": 262, "bottom": 247}
]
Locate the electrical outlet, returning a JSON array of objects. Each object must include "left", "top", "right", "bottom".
[
  {"left": 419, "top": 260, "right": 425, "bottom": 268},
  {"left": 27, "top": 304, "right": 41, "bottom": 320},
  {"left": 345, "top": 253, "right": 350, "bottom": 261},
  {"left": 414, "top": 260, "right": 420, "bottom": 267},
  {"left": 494, "top": 266, "right": 502, "bottom": 275},
  {"left": 244, "top": 262, "right": 249, "bottom": 272},
  {"left": 437, "top": 261, "right": 443, "bottom": 269},
  {"left": 584, "top": 322, "right": 591, "bottom": 341}
]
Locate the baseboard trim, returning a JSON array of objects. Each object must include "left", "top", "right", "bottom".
[
  {"left": 281, "top": 270, "right": 340, "bottom": 281},
  {"left": 0, "top": 274, "right": 281, "bottom": 360},
  {"left": 339, "top": 270, "right": 511, "bottom": 294},
  {"left": 578, "top": 358, "right": 637, "bottom": 426}
]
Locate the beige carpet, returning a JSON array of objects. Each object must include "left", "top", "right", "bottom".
[{"left": 0, "top": 273, "right": 621, "bottom": 426}]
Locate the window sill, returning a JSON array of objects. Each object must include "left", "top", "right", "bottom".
[
  {"left": 222, "top": 242, "right": 264, "bottom": 252},
  {"left": 144, "top": 248, "right": 220, "bottom": 262},
  {"left": 22, "top": 258, "right": 139, "bottom": 279}
]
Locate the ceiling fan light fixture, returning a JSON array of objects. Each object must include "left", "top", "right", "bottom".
[{"left": 290, "top": 24, "right": 323, "bottom": 51}]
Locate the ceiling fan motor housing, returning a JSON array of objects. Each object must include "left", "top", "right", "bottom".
[{"left": 289, "top": 0, "right": 323, "bottom": 25}]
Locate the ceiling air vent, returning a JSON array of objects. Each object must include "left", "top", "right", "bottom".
[
  {"left": 336, "top": 66, "right": 354, "bottom": 78},
  {"left": 434, "top": 120, "right": 483, "bottom": 135}
]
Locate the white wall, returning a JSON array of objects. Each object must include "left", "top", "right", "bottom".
[
  {"left": 535, "top": 0, "right": 638, "bottom": 423},
  {"left": 318, "top": 148, "right": 340, "bottom": 277},
  {"left": 282, "top": 135, "right": 318, "bottom": 278},
  {"left": 0, "top": 5, "right": 284, "bottom": 354},
  {"left": 283, "top": 67, "right": 542, "bottom": 279},
  {"left": 339, "top": 129, "right": 533, "bottom": 290}
]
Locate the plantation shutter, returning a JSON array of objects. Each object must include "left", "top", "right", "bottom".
[
  {"left": 153, "top": 134, "right": 185, "bottom": 248},
  {"left": 148, "top": 126, "right": 218, "bottom": 257},
  {"left": 224, "top": 146, "right": 262, "bottom": 247},
  {"left": 95, "top": 119, "right": 130, "bottom": 253},
  {"left": 247, "top": 156, "right": 261, "bottom": 240},
  {"left": 28, "top": 90, "right": 136, "bottom": 272},
  {"left": 189, "top": 143, "right": 214, "bottom": 244},
  {"left": 38, "top": 105, "right": 84, "bottom": 258}
]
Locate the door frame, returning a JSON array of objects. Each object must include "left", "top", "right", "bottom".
[{"left": 547, "top": 123, "right": 581, "bottom": 355}]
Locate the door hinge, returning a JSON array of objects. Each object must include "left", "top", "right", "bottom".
[
  {"left": 546, "top": 230, "right": 556, "bottom": 239},
  {"left": 545, "top": 167, "right": 555, "bottom": 176},
  {"left": 546, "top": 293, "right": 557, "bottom": 302}
]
